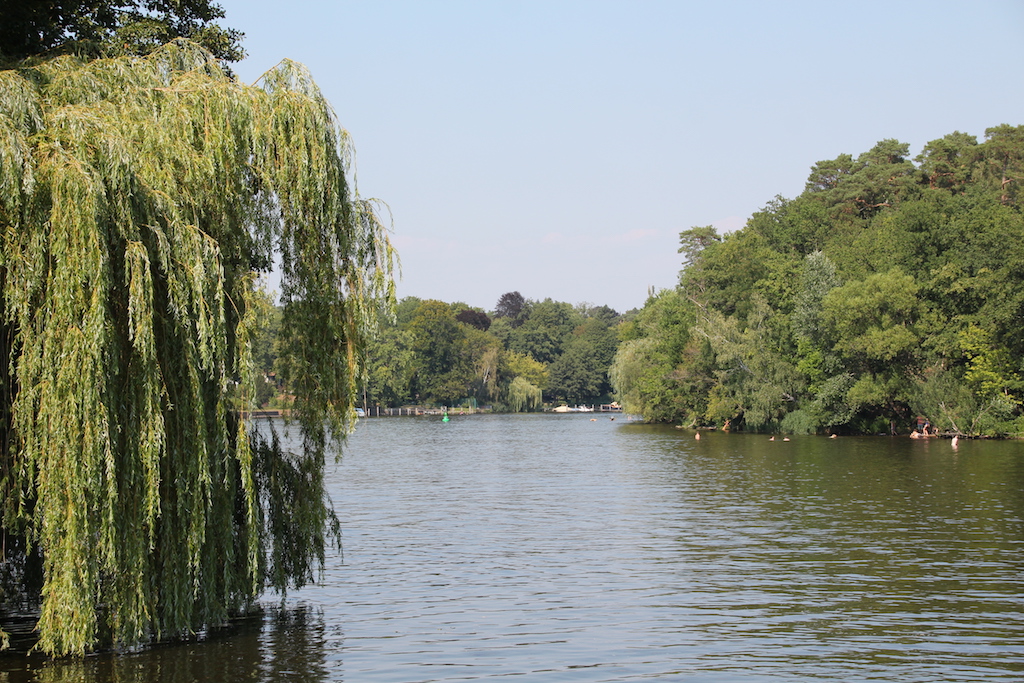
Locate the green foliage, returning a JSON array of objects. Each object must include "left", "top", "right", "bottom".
[
  {"left": 696, "top": 296, "right": 801, "bottom": 430},
  {"left": 978, "top": 124, "right": 1024, "bottom": 205},
  {"left": 618, "top": 126, "right": 1024, "bottom": 436},
  {"left": 821, "top": 269, "right": 922, "bottom": 374},
  {"left": 609, "top": 290, "right": 701, "bottom": 422},
  {"left": 0, "top": 0, "right": 245, "bottom": 63},
  {"left": 916, "top": 131, "right": 977, "bottom": 192},
  {"left": 406, "top": 300, "right": 474, "bottom": 404},
  {"left": 911, "top": 365, "right": 1022, "bottom": 437},
  {"left": 0, "top": 42, "right": 395, "bottom": 654},
  {"left": 548, "top": 344, "right": 603, "bottom": 402},
  {"left": 508, "top": 298, "right": 579, "bottom": 365},
  {"left": 362, "top": 325, "right": 415, "bottom": 408},
  {"left": 465, "top": 326, "right": 502, "bottom": 402},
  {"left": 682, "top": 226, "right": 801, "bottom": 322},
  {"left": 791, "top": 252, "right": 842, "bottom": 371},
  {"left": 959, "top": 325, "right": 1023, "bottom": 403},
  {"left": 359, "top": 295, "right": 621, "bottom": 409},
  {"left": 678, "top": 225, "right": 721, "bottom": 268},
  {"left": 547, "top": 316, "right": 618, "bottom": 402},
  {"left": 502, "top": 351, "right": 549, "bottom": 390},
  {"left": 505, "top": 376, "right": 543, "bottom": 412},
  {"left": 241, "top": 282, "right": 281, "bottom": 408}
]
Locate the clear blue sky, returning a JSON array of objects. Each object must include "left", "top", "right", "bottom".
[{"left": 218, "top": 0, "right": 1024, "bottom": 314}]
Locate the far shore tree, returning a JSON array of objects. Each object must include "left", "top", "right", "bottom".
[{"left": 613, "top": 128, "right": 1024, "bottom": 437}]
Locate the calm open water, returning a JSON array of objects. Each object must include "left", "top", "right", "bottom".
[{"left": 3, "top": 413, "right": 1023, "bottom": 681}]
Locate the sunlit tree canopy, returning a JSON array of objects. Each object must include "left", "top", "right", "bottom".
[{"left": 0, "top": 0, "right": 245, "bottom": 63}]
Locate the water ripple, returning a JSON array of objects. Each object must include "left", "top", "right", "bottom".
[
  {"left": 261, "top": 416, "right": 1024, "bottom": 682},
  {"left": 6, "top": 415, "right": 1021, "bottom": 682}
]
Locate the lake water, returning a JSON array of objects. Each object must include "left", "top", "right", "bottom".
[{"left": 3, "top": 413, "right": 1023, "bottom": 681}]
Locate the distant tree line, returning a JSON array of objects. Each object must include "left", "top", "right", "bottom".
[
  {"left": 611, "top": 126, "right": 1024, "bottom": 437},
  {"left": 256, "top": 292, "right": 624, "bottom": 411}
]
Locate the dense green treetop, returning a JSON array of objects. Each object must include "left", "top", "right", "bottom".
[
  {"left": 350, "top": 293, "right": 624, "bottom": 410},
  {"left": 613, "top": 125, "right": 1024, "bottom": 437},
  {"left": 0, "top": 0, "right": 244, "bottom": 62}
]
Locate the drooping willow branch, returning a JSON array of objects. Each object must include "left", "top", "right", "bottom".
[{"left": 0, "top": 40, "right": 395, "bottom": 655}]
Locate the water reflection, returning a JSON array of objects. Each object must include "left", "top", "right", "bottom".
[
  {"left": 623, "top": 428, "right": 1024, "bottom": 679},
  {"left": 0, "top": 605, "right": 330, "bottom": 683}
]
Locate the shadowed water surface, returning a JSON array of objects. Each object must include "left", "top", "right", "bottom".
[{"left": 3, "top": 414, "right": 1023, "bottom": 681}]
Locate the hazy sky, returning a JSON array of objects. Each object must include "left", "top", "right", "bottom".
[{"left": 218, "top": 0, "right": 1024, "bottom": 313}]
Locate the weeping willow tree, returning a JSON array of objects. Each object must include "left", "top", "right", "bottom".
[
  {"left": 505, "top": 376, "right": 543, "bottom": 412},
  {"left": 0, "top": 40, "right": 396, "bottom": 655}
]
